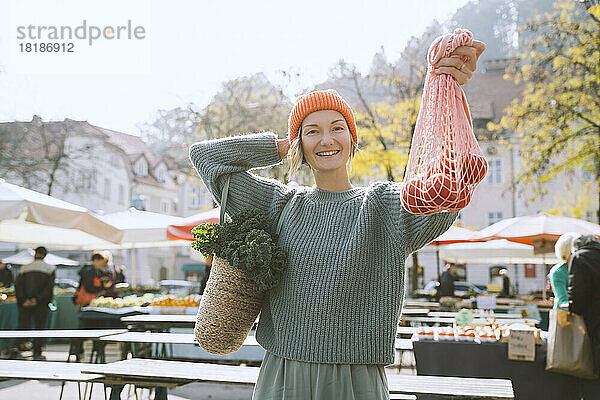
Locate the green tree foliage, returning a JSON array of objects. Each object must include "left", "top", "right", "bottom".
[{"left": 490, "top": 1, "right": 600, "bottom": 221}]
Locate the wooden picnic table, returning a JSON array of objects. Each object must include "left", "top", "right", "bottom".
[
  {"left": 0, "top": 360, "right": 104, "bottom": 382},
  {"left": 395, "top": 338, "right": 413, "bottom": 350},
  {"left": 0, "top": 328, "right": 129, "bottom": 363},
  {"left": 99, "top": 331, "right": 260, "bottom": 346},
  {"left": 397, "top": 326, "right": 417, "bottom": 338},
  {"left": 387, "top": 375, "right": 514, "bottom": 399},
  {"left": 120, "top": 314, "right": 197, "bottom": 330},
  {"left": 401, "top": 316, "right": 540, "bottom": 325},
  {"left": 428, "top": 312, "right": 523, "bottom": 319},
  {"left": 0, "top": 360, "right": 105, "bottom": 400},
  {"left": 0, "top": 329, "right": 127, "bottom": 339},
  {"left": 401, "top": 308, "right": 430, "bottom": 316},
  {"left": 403, "top": 300, "right": 440, "bottom": 308},
  {"left": 80, "top": 359, "right": 514, "bottom": 399}
]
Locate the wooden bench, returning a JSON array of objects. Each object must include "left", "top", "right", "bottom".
[
  {"left": 397, "top": 326, "right": 417, "bottom": 338},
  {"left": 0, "top": 328, "right": 128, "bottom": 362},
  {"left": 394, "top": 338, "right": 415, "bottom": 370},
  {"left": 80, "top": 358, "right": 514, "bottom": 399},
  {"left": 100, "top": 331, "right": 262, "bottom": 361},
  {"left": 0, "top": 360, "right": 105, "bottom": 400}
]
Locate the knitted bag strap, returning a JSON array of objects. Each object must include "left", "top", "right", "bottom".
[{"left": 220, "top": 174, "right": 292, "bottom": 237}]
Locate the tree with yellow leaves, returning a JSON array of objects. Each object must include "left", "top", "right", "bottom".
[{"left": 491, "top": 1, "right": 600, "bottom": 222}]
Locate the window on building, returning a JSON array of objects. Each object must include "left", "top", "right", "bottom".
[
  {"left": 524, "top": 264, "right": 536, "bottom": 278},
  {"left": 118, "top": 184, "right": 125, "bottom": 205},
  {"left": 156, "top": 166, "right": 166, "bottom": 183},
  {"left": 190, "top": 186, "right": 202, "bottom": 209},
  {"left": 160, "top": 199, "right": 171, "bottom": 214},
  {"left": 487, "top": 159, "right": 502, "bottom": 185},
  {"left": 134, "top": 158, "right": 148, "bottom": 177},
  {"left": 488, "top": 211, "right": 503, "bottom": 226},
  {"left": 103, "top": 178, "right": 111, "bottom": 199}
]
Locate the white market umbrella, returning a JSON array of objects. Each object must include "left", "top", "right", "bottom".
[
  {"left": 472, "top": 213, "right": 600, "bottom": 299},
  {"left": 0, "top": 179, "right": 123, "bottom": 243},
  {"left": 2, "top": 248, "right": 79, "bottom": 266},
  {"left": 473, "top": 212, "right": 600, "bottom": 245},
  {"left": 0, "top": 219, "right": 189, "bottom": 250},
  {"left": 439, "top": 239, "right": 559, "bottom": 264},
  {"left": 99, "top": 208, "right": 185, "bottom": 243},
  {"left": 426, "top": 226, "right": 480, "bottom": 281}
]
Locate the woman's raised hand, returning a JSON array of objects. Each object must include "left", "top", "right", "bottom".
[
  {"left": 433, "top": 40, "right": 486, "bottom": 85},
  {"left": 277, "top": 138, "right": 290, "bottom": 159}
]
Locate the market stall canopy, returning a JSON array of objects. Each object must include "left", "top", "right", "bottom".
[
  {"left": 0, "top": 214, "right": 190, "bottom": 250},
  {"left": 0, "top": 179, "right": 123, "bottom": 243},
  {"left": 427, "top": 226, "right": 478, "bottom": 245},
  {"left": 439, "top": 239, "right": 560, "bottom": 264},
  {"left": 167, "top": 208, "right": 220, "bottom": 241},
  {"left": 99, "top": 208, "right": 185, "bottom": 243},
  {"left": 473, "top": 212, "right": 600, "bottom": 246},
  {"left": 2, "top": 248, "right": 79, "bottom": 266}
]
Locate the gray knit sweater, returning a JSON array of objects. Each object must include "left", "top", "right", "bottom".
[{"left": 189, "top": 132, "right": 458, "bottom": 365}]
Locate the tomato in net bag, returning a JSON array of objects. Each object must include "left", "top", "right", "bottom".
[{"left": 401, "top": 28, "right": 488, "bottom": 216}]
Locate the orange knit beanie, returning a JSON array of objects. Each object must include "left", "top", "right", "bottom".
[{"left": 288, "top": 89, "right": 358, "bottom": 146}]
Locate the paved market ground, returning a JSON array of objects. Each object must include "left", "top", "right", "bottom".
[{"left": 0, "top": 343, "right": 414, "bottom": 399}]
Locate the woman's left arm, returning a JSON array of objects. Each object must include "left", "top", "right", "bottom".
[{"left": 372, "top": 181, "right": 458, "bottom": 256}]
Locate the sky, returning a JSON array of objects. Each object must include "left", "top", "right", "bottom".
[{"left": 0, "top": 0, "right": 471, "bottom": 135}]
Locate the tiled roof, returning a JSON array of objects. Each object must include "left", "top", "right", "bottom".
[
  {"left": 1, "top": 117, "right": 177, "bottom": 191},
  {"left": 89, "top": 124, "right": 160, "bottom": 167}
]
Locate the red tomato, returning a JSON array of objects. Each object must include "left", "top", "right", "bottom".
[
  {"left": 427, "top": 173, "right": 458, "bottom": 205},
  {"left": 448, "top": 189, "right": 472, "bottom": 211},
  {"left": 402, "top": 177, "right": 439, "bottom": 215},
  {"left": 461, "top": 153, "right": 487, "bottom": 185}
]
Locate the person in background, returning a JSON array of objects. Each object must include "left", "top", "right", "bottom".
[
  {"left": 568, "top": 235, "right": 600, "bottom": 390},
  {"left": 550, "top": 232, "right": 581, "bottom": 311},
  {"left": 71, "top": 251, "right": 113, "bottom": 361},
  {"left": 12, "top": 246, "right": 55, "bottom": 360},
  {"left": 75, "top": 251, "right": 112, "bottom": 306},
  {"left": 437, "top": 264, "right": 457, "bottom": 299},
  {"left": 0, "top": 262, "right": 14, "bottom": 288},
  {"left": 499, "top": 269, "right": 512, "bottom": 297}
]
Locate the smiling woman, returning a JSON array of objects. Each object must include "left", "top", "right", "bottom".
[{"left": 188, "top": 34, "right": 485, "bottom": 399}]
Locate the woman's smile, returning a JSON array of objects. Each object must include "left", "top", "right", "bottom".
[{"left": 316, "top": 149, "right": 341, "bottom": 157}]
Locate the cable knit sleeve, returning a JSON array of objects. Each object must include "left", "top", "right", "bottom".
[
  {"left": 188, "top": 132, "right": 294, "bottom": 225},
  {"left": 370, "top": 181, "right": 458, "bottom": 255}
]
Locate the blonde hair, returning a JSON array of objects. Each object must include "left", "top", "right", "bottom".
[
  {"left": 287, "top": 126, "right": 360, "bottom": 178},
  {"left": 554, "top": 232, "right": 582, "bottom": 262}
]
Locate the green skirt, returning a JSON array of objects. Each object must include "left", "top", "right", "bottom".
[{"left": 252, "top": 351, "right": 389, "bottom": 400}]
